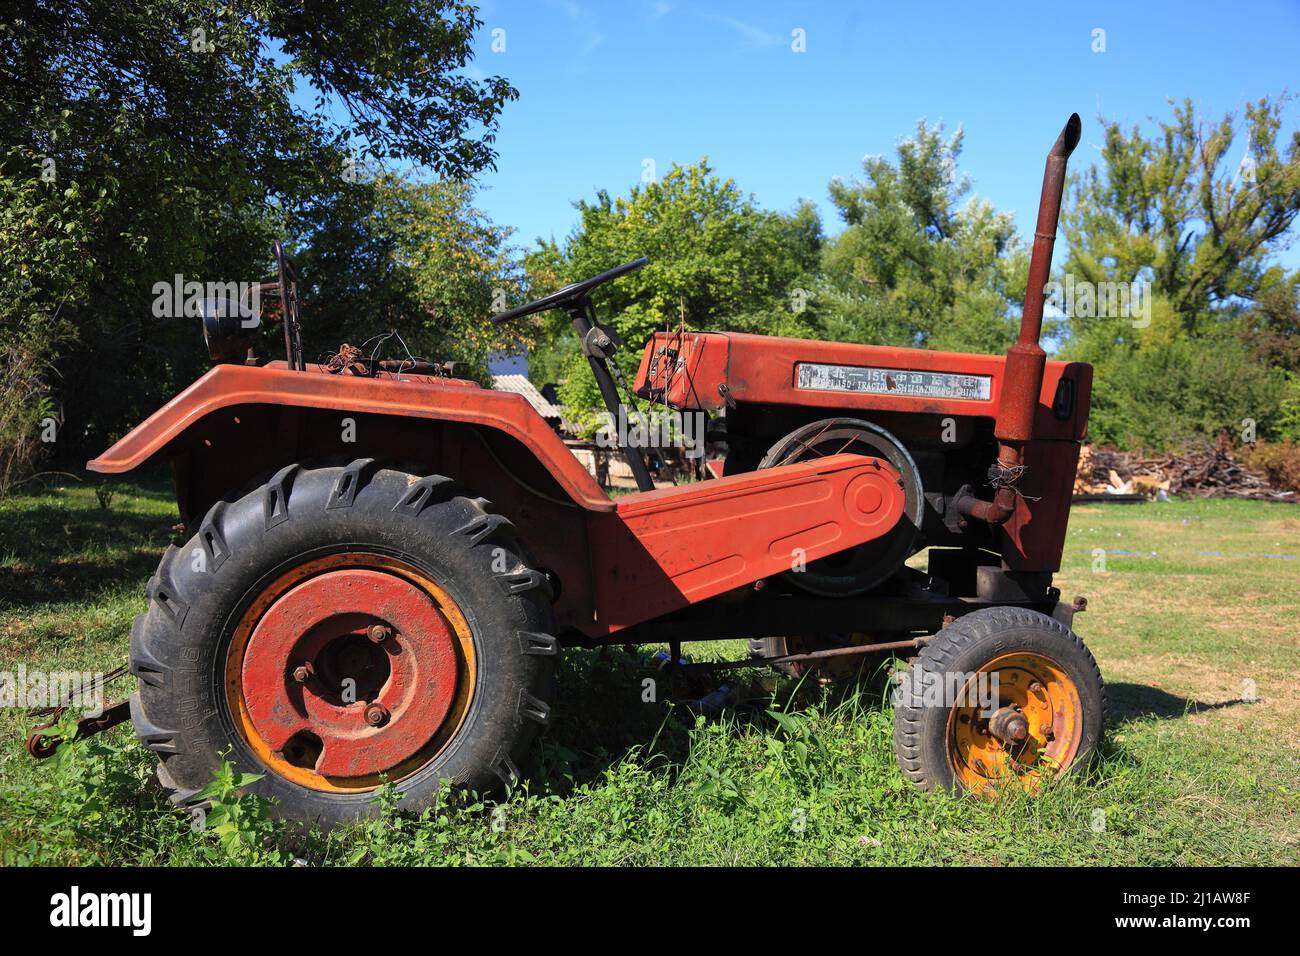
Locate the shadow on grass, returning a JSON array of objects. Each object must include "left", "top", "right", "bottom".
[
  {"left": 530, "top": 643, "right": 898, "bottom": 795},
  {"left": 1106, "top": 681, "right": 1251, "bottom": 722},
  {"left": 0, "top": 492, "right": 176, "bottom": 609}
]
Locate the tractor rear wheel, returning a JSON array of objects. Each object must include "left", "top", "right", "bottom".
[
  {"left": 128, "top": 460, "right": 558, "bottom": 829},
  {"left": 892, "top": 606, "right": 1105, "bottom": 795}
]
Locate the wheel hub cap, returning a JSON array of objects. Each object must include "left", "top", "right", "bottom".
[
  {"left": 948, "top": 652, "right": 1083, "bottom": 793},
  {"left": 240, "top": 568, "right": 458, "bottom": 779}
]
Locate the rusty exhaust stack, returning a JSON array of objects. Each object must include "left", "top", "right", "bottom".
[{"left": 958, "top": 113, "right": 1081, "bottom": 525}]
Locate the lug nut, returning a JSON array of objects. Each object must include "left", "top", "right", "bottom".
[
  {"left": 364, "top": 702, "right": 390, "bottom": 727},
  {"left": 1029, "top": 681, "right": 1044, "bottom": 694},
  {"left": 1041, "top": 725, "right": 1055, "bottom": 741},
  {"left": 367, "top": 623, "right": 391, "bottom": 644},
  {"left": 292, "top": 663, "right": 314, "bottom": 683}
]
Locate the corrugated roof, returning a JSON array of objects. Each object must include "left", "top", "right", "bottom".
[{"left": 491, "top": 374, "right": 563, "bottom": 419}]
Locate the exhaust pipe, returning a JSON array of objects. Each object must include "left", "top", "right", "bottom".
[{"left": 957, "top": 113, "right": 1081, "bottom": 526}]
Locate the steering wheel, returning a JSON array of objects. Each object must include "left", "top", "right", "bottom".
[{"left": 490, "top": 258, "right": 648, "bottom": 324}]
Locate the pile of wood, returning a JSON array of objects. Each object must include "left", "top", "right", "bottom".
[{"left": 1074, "top": 440, "right": 1294, "bottom": 500}]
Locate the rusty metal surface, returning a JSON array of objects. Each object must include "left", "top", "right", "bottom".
[
  {"left": 87, "top": 361, "right": 910, "bottom": 638},
  {"left": 240, "top": 568, "right": 458, "bottom": 778},
  {"left": 972, "top": 113, "right": 1083, "bottom": 526},
  {"left": 85, "top": 362, "right": 616, "bottom": 511},
  {"left": 999, "top": 438, "right": 1083, "bottom": 570},
  {"left": 26, "top": 698, "right": 132, "bottom": 760},
  {"left": 996, "top": 113, "right": 1081, "bottom": 446},
  {"left": 633, "top": 326, "right": 1091, "bottom": 572},
  {"left": 633, "top": 330, "right": 1093, "bottom": 444},
  {"left": 585, "top": 452, "right": 906, "bottom": 633},
  {"left": 629, "top": 115, "right": 1089, "bottom": 570},
  {"left": 988, "top": 704, "right": 1030, "bottom": 743},
  {"left": 679, "top": 634, "right": 932, "bottom": 674},
  {"left": 272, "top": 241, "right": 305, "bottom": 371}
]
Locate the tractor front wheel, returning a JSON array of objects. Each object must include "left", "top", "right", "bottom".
[
  {"left": 128, "top": 461, "right": 557, "bottom": 829},
  {"left": 892, "top": 606, "right": 1105, "bottom": 795}
]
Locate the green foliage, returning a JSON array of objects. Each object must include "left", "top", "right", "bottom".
[
  {"left": 563, "top": 161, "right": 819, "bottom": 341},
  {"left": 298, "top": 173, "right": 527, "bottom": 379},
  {"left": 1070, "top": 312, "right": 1286, "bottom": 450},
  {"left": 1062, "top": 96, "right": 1300, "bottom": 328},
  {"left": 763, "top": 707, "right": 827, "bottom": 786},
  {"left": 0, "top": 0, "right": 516, "bottom": 466},
  {"left": 193, "top": 755, "right": 286, "bottom": 866},
  {"left": 1, "top": 720, "right": 142, "bottom": 866},
  {"left": 1278, "top": 372, "right": 1300, "bottom": 440},
  {"left": 0, "top": 724, "right": 290, "bottom": 865},
  {"left": 92, "top": 481, "right": 114, "bottom": 511},
  {"left": 1059, "top": 97, "right": 1300, "bottom": 448},
  {"left": 819, "top": 120, "right": 1027, "bottom": 352},
  {"left": 524, "top": 160, "right": 822, "bottom": 420},
  {"left": 0, "top": 142, "right": 92, "bottom": 492},
  {"left": 1236, "top": 273, "right": 1300, "bottom": 376},
  {"left": 0, "top": 348, "right": 56, "bottom": 497}
]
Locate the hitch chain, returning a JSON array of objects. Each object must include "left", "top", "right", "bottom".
[{"left": 24, "top": 662, "right": 133, "bottom": 760}]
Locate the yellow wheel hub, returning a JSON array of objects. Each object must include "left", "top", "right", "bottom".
[{"left": 947, "top": 651, "right": 1083, "bottom": 794}]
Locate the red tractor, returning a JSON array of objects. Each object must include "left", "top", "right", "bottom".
[{"left": 78, "top": 114, "right": 1102, "bottom": 826}]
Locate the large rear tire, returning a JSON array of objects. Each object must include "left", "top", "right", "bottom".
[{"left": 129, "top": 460, "right": 558, "bottom": 829}]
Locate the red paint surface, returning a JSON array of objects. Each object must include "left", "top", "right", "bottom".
[
  {"left": 241, "top": 569, "right": 457, "bottom": 777},
  {"left": 89, "top": 367, "right": 908, "bottom": 636}
]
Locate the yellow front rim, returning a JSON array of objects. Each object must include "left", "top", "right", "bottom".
[{"left": 947, "top": 652, "right": 1083, "bottom": 795}]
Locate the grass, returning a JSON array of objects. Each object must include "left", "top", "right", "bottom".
[{"left": 0, "top": 478, "right": 1296, "bottom": 865}]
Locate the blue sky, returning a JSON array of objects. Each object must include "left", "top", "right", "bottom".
[{"left": 453, "top": 0, "right": 1299, "bottom": 268}]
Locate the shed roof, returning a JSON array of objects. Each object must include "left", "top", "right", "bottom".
[{"left": 491, "top": 374, "right": 563, "bottom": 419}]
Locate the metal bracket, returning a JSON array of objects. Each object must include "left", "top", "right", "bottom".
[
  {"left": 679, "top": 635, "right": 931, "bottom": 675},
  {"left": 26, "top": 698, "right": 132, "bottom": 759}
]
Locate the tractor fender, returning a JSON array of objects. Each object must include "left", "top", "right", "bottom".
[
  {"left": 88, "top": 364, "right": 908, "bottom": 639},
  {"left": 87, "top": 363, "right": 612, "bottom": 510}
]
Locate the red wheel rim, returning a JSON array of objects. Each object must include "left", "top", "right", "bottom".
[{"left": 226, "top": 554, "right": 476, "bottom": 792}]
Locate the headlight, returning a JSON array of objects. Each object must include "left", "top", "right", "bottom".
[{"left": 200, "top": 298, "right": 259, "bottom": 364}]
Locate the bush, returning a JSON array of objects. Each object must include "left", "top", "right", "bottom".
[
  {"left": 0, "top": 146, "right": 86, "bottom": 495},
  {"left": 1085, "top": 336, "right": 1287, "bottom": 451},
  {"left": 1244, "top": 440, "right": 1300, "bottom": 494},
  {"left": 1277, "top": 372, "right": 1300, "bottom": 442},
  {"left": 0, "top": 344, "right": 57, "bottom": 497}
]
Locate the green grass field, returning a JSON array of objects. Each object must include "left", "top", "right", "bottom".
[{"left": 1, "top": 478, "right": 1296, "bottom": 866}]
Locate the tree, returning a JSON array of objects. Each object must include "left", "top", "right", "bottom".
[
  {"left": 1061, "top": 96, "right": 1300, "bottom": 332},
  {"left": 1239, "top": 275, "right": 1300, "bottom": 373},
  {"left": 0, "top": 0, "right": 515, "bottom": 467},
  {"left": 297, "top": 173, "right": 527, "bottom": 380},
  {"left": 818, "top": 120, "right": 1027, "bottom": 354},
  {"left": 1059, "top": 97, "right": 1300, "bottom": 447},
  {"left": 526, "top": 160, "right": 822, "bottom": 424}
]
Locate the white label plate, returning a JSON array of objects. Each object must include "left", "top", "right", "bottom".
[{"left": 796, "top": 363, "right": 992, "bottom": 401}]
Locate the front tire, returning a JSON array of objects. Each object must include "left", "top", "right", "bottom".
[
  {"left": 892, "top": 606, "right": 1105, "bottom": 795},
  {"left": 129, "top": 460, "right": 558, "bottom": 829}
]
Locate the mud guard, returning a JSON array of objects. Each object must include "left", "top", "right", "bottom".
[{"left": 88, "top": 363, "right": 906, "bottom": 637}]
